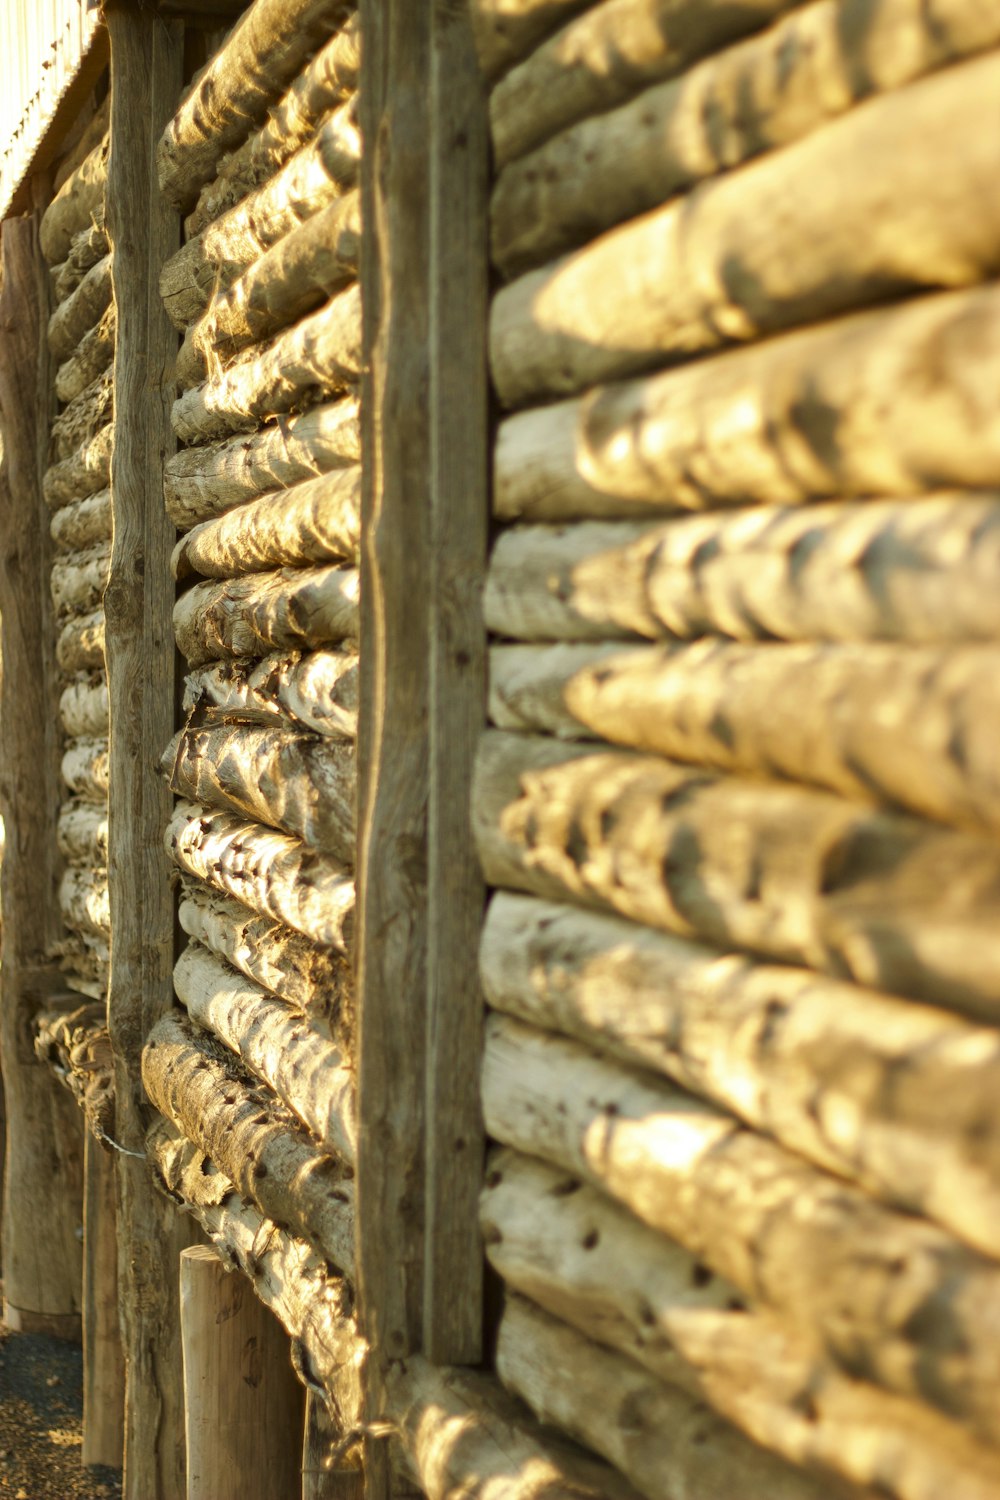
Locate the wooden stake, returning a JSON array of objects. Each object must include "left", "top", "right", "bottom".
[
  {"left": 303, "top": 1392, "right": 364, "bottom": 1500},
  {"left": 82, "top": 1133, "right": 125, "bottom": 1469}
]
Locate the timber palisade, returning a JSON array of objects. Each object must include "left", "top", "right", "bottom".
[{"left": 1, "top": 1, "right": 1000, "bottom": 1497}]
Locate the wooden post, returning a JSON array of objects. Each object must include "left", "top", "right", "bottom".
[
  {"left": 302, "top": 1391, "right": 364, "bottom": 1500},
  {"left": 103, "top": 9, "right": 192, "bottom": 1498},
  {"left": 82, "top": 1133, "right": 125, "bottom": 1469},
  {"left": 180, "top": 1246, "right": 304, "bottom": 1500}
]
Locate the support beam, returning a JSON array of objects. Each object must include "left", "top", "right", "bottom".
[{"left": 82, "top": 1135, "right": 125, "bottom": 1469}]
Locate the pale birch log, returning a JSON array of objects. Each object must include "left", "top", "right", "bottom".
[
  {"left": 57, "top": 800, "right": 109, "bottom": 867},
  {"left": 178, "top": 882, "right": 354, "bottom": 1047},
  {"left": 174, "top": 466, "right": 360, "bottom": 580},
  {"left": 482, "top": 893, "right": 1000, "bottom": 1257},
  {"left": 165, "top": 724, "right": 356, "bottom": 864},
  {"left": 484, "top": 497, "right": 1000, "bottom": 646},
  {"left": 483, "top": 1015, "right": 1000, "bottom": 1442},
  {"left": 149, "top": 1120, "right": 363, "bottom": 1434},
  {"left": 163, "top": 103, "right": 360, "bottom": 330},
  {"left": 488, "top": 642, "right": 621, "bottom": 736},
  {"left": 142, "top": 1010, "right": 355, "bottom": 1274},
  {"left": 55, "top": 932, "right": 109, "bottom": 999},
  {"left": 174, "top": 942, "right": 357, "bottom": 1162},
  {"left": 59, "top": 674, "right": 108, "bottom": 739},
  {"left": 173, "top": 565, "right": 360, "bottom": 667},
  {"left": 47, "top": 253, "right": 112, "bottom": 360},
  {"left": 43, "top": 424, "right": 112, "bottom": 511},
  {"left": 50, "top": 371, "right": 112, "bottom": 464},
  {"left": 54, "top": 303, "right": 116, "bottom": 405},
  {"left": 164, "top": 397, "right": 359, "bottom": 527},
  {"left": 157, "top": 0, "right": 355, "bottom": 208},
  {"left": 493, "top": 282, "right": 1000, "bottom": 522},
  {"left": 484, "top": 1149, "right": 1000, "bottom": 1500},
  {"left": 193, "top": 195, "right": 361, "bottom": 362},
  {"left": 59, "top": 867, "right": 110, "bottom": 937},
  {"left": 40, "top": 138, "right": 108, "bottom": 264},
  {"left": 50, "top": 543, "right": 109, "bottom": 617},
  {"left": 497, "top": 1294, "right": 832, "bottom": 1500},
  {"left": 166, "top": 800, "right": 355, "bottom": 951},
  {"left": 474, "top": 731, "right": 1000, "bottom": 1020},
  {"left": 470, "top": 0, "right": 593, "bottom": 81},
  {"left": 492, "top": 0, "right": 1000, "bottom": 275},
  {"left": 52, "top": 219, "right": 109, "bottom": 305},
  {"left": 61, "top": 737, "right": 109, "bottom": 804},
  {"left": 184, "top": 649, "right": 358, "bottom": 740},
  {"left": 492, "top": 53, "right": 1000, "bottom": 408},
  {"left": 392, "top": 1355, "right": 645, "bottom": 1500},
  {"left": 491, "top": 0, "right": 795, "bottom": 168},
  {"left": 34, "top": 998, "right": 114, "bottom": 1143},
  {"left": 185, "top": 17, "right": 361, "bottom": 238},
  {"left": 56, "top": 608, "right": 105, "bottom": 674},
  {"left": 50, "top": 488, "right": 111, "bottom": 553},
  {"left": 174, "top": 325, "right": 207, "bottom": 392},
  {"left": 173, "top": 286, "right": 362, "bottom": 443}
]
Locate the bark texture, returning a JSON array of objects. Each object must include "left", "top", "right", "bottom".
[
  {"left": 57, "top": 800, "right": 109, "bottom": 866},
  {"left": 43, "top": 424, "right": 112, "bottom": 511},
  {"left": 173, "top": 564, "right": 359, "bottom": 666},
  {"left": 59, "top": 675, "right": 108, "bottom": 739},
  {"left": 48, "top": 252, "right": 112, "bottom": 360},
  {"left": 50, "top": 371, "right": 112, "bottom": 465},
  {"left": 56, "top": 607, "right": 105, "bottom": 674},
  {"left": 50, "top": 488, "right": 111, "bottom": 553},
  {"left": 52, "top": 219, "right": 109, "bottom": 304},
  {"left": 34, "top": 998, "right": 114, "bottom": 1144},
  {"left": 183, "top": 648, "right": 358, "bottom": 740},
  {"left": 39, "top": 138, "right": 108, "bottom": 264},
  {"left": 50, "top": 542, "right": 109, "bottom": 617},
  {"left": 61, "top": 736, "right": 109, "bottom": 804},
  {"left": 60, "top": 866, "right": 110, "bottom": 937},
  {"left": 54, "top": 302, "right": 116, "bottom": 404}
]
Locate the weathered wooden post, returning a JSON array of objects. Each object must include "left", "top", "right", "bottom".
[
  {"left": 81, "top": 1134, "right": 125, "bottom": 1468},
  {"left": 302, "top": 1392, "right": 363, "bottom": 1500}
]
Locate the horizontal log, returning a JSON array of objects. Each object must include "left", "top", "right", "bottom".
[
  {"left": 54, "top": 303, "right": 116, "bottom": 405},
  {"left": 43, "top": 424, "right": 112, "bottom": 512},
  {"left": 52, "top": 219, "right": 109, "bottom": 305},
  {"left": 157, "top": 0, "right": 354, "bottom": 209},
  {"left": 166, "top": 800, "right": 354, "bottom": 951},
  {"left": 174, "top": 942, "right": 356, "bottom": 1162},
  {"left": 57, "top": 800, "right": 109, "bottom": 867},
  {"left": 173, "top": 285, "right": 361, "bottom": 443},
  {"left": 492, "top": 0, "right": 1000, "bottom": 275},
  {"left": 488, "top": 641, "right": 619, "bottom": 736},
  {"left": 492, "top": 51, "right": 1000, "bottom": 408},
  {"left": 50, "top": 488, "right": 111, "bottom": 553},
  {"left": 174, "top": 325, "right": 207, "bottom": 392},
  {"left": 50, "top": 371, "right": 112, "bottom": 465},
  {"left": 59, "top": 674, "right": 108, "bottom": 739},
  {"left": 493, "top": 281, "right": 1000, "bottom": 522},
  {"left": 193, "top": 194, "right": 361, "bottom": 362},
  {"left": 183, "top": 648, "right": 358, "bottom": 739},
  {"left": 56, "top": 608, "right": 105, "bottom": 674},
  {"left": 177, "top": 882, "right": 354, "bottom": 1047},
  {"left": 485, "top": 521, "right": 650, "bottom": 637},
  {"left": 497, "top": 1293, "right": 830, "bottom": 1500},
  {"left": 40, "top": 138, "right": 108, "bottom": 264},
  {"left": 165, "top": 724, "right": 356, "bottom": 864},
  {"left": 50, "top": 543, "right": 110, "bottom": 617},
  {"left": 48, "top": 253, "right": 112, "bottom": 360},
  {"left": 474, "top": 730, "right": 1000, "bottom": 1020},
  {"left": 164, "top": 397, "right": 359, "bottom": 528},
  {"left": 60, "top": 866, "right": 110, "bottom": 938},
  {"left": 482, "top": 892, "right": 1000, "bottom": 1257},
  {"left": 61, "top": 737, "right": 109, "bottom": 804},
  {"left": 174, "top": 466, "right": 360, "bottom": 579},
  {"left": 149, "top": 1120, "right": 362, "bottom": 1433},
  {"left": 392, "top": 1355, "right": 644, "bottom": 1500},
  {"left": 483, "top": 1015, "right": 1000, "bottom": 1443},
  {"left": 469, "top": 0, "right": 593, "bottom": 81},
  {"left": 54, "top": 930, "right": 109, "bottom": 1000},
  {"left": 143, "top": 1010, "right": 354, "bottom": 1274},
  {"left": 34, "top": 997, "right": 114, "bottom": 1143},
  {"left": 173, "top": 565, "right": 359, "bottom": 667}
]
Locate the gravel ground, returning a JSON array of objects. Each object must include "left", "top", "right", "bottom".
[{"left": 0, "top": 1323, "right": 122, "bottom": 1500}]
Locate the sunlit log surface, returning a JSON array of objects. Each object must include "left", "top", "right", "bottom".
[
  {"left": 61, "top": 736, "right": 109, "bottom": 804},
  {"left": 39, "top": 138, "right": 108, "bottom": 264},
  {"left": 48, "top": 253, "right": 112, "bottom": 360},
  {"left": 50, "top": 370, "right": 112, "bottom": 464},
  {"left": 469, "top": 0, "right": 594, "bottom": 82},
  {"left": 56, "top": 607, "right": 105, "bottom": 674},
  {"left": 59, "top": 866, "right": 110, "bottom": 937},
  {"left": 57, "top": 800, "right": 108, "bottom": 866},
  {"left": 50, "top": 488, "right": 111, "bottom": 553},
  {"left": 52, "top": 219, "right": 109, "bottom": 304},
  {"left": 59, "top": 674, "right": 108, "bottom": 739},
  {"left": 174, "top": 565, "right": 359, "bottom": 667},
  {"left": 183, "top": 648, "right": 358, "bottom": 740},
  {"left": 50, "top": 542, "right": 110, "bottom": 616},
  {"left": 43, "top": 424, "right": 112, "bottom": 511}
]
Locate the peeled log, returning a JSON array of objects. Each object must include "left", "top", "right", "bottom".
[
  {"left": 489, "top": 641, "right": 621, "bottom": 736},
  {"left": 50, "top": 372, "right": 112, "bottom": 465},
  {"left": 184, "top": 649, "right": 358, "bottom": 740},
  {"left": 469, "top": 0, "right": 594, "bottom": 81},
  {"left": 59, "top": 867, "right": 110, "bottom": 938},
  {"left": 482, "top": 893, "right": 1000, "bottom": 1259},
  {"left": 157, "top": 0, "right": 354, "bottom": 209},
  {"left": 174, "top": 942, "right": 356, "bottom": 1162},
  {"left": 52, "top": 220, "right": 109, "bottom": 305},
  {"left": 185, "top": 18, "right": 360, "bottom": 238},
  {"left": 40, "top": 138, "right": 108, "bottom": 264},
  {"left": 48, "top": 253, "right": 112, "bottom": 360},
  {"left": 483, "top": 1015, "right": 1000, "bottom": 1443},
  {"left": 173, "top": 565, "right": 359, "bottom": 667},
  {"left": 50, "top": 488, "right": 111, "bottom": 553},
  {"left": 166, "top": 724, "right": 356, "bottom": 864},
  {"left": 484, "top": 497, "right": 1000, "bottom": 646},
  {"left": 178, "top": 883, "right": 354, "bottom": 1048},
  {"left": 54, "top": 303, "right": 116, "bottom": 405},
  {"left": 57, "top": 801, "right": 109, "bottom": 866},
  {"left": 497, "top": 1294, "right": 830, "bottom": 1500},
  {"left": 492, "top": 0, "right": 1000, "bottom": 275},
  {"left": 50, "top": 543, "right": 109, "bottom": 617},
  {"left": 59, "top": 674, "right": 108, "bottom": 739},
  {"left": 164, "top": 398, "right": 359, "bottom": 528},
  {"left": 493, "top": 283, "right": 1000, "bottom": 522},
  {"left": 474, "top": 730, "right": 1000, "bottom": 1021},
  {"left": 56, "top": 608, "right": 105, "bottom": 674},
  {"left": 61, "top": 737, "right": 109, "bottom": 804},
  {"left": 43, "top": 425, "right": 112, "bottom": 512},
  {"left": 142, "top": 1011, "right": 354, "bottom": 1274},
  {"left": 173, "top": 285, "right": 361, "bottom": 443},
  {"left": 166, "top": 800, "right": 354, "bottom": 952},
  {"left": 174, "top": 466, "right": 360, "bottom": 580}
]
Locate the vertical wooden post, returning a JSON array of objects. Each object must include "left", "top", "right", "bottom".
[
  {"left": 302, "top": 1391, "right": 364, "bottom": 1499},
  {"left": 82, "top": 1133, "right": 125, "bottom": 1469},
  {"left": 104, "top": 9, "right": 191, "bottom": 1498}
]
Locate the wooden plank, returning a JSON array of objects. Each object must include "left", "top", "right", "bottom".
[
  {"left": 422, "top": 1, "right": 489, "bottom": 1365},
  {"left": 103, "top": 10, "right": 191, "bottom": 1499}
]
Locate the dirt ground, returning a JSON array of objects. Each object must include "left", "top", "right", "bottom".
[{"left": 0, "top": 1323, "right": 122, "bottom": 1500}]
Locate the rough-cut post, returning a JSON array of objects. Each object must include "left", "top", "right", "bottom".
[
  {"left": 303, "top": 1392, "right": 364, "bottom": 1499},
  {"left": 82, "top": 1134, "right": 125, "bottom": 1469},
  {"left": 104, "top": 11, "right": 191, "bottom": 1499},
  {"left": 180, "top": 1246, "right": 305, "bottom": 1500}
]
